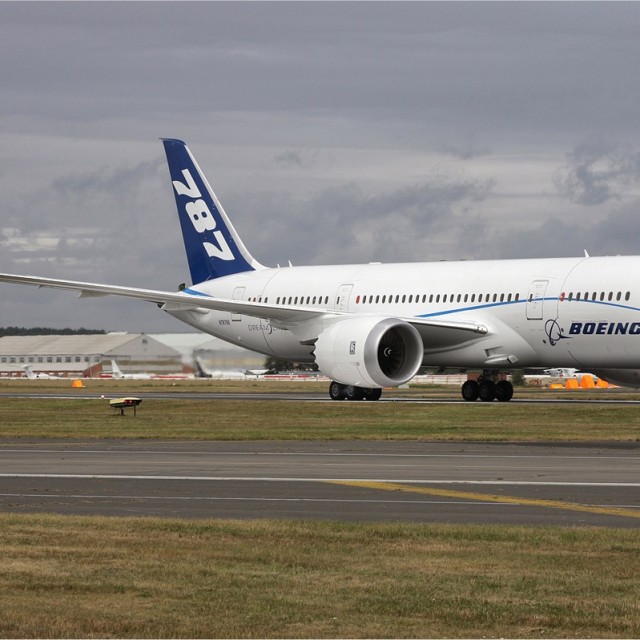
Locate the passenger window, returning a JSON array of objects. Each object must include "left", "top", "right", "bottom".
[
  {"left": 608, "top": 292, "right": 613, "bottom": 301},
  {"left": 443, "top": 294, "right": 448, "bottom": 303},
  {"left": 626, "top": 292, "right": 631, "bottom": 301},
  {"left": 464, "top": 294, "right": 468, "bottom": 303},
  {"left": 493, "top": 293, "right": 497, "bottom": 302},
  {"left": 599, "top": 292, "right": 605, "bottom": 301},
  {"left": 402, "top": 295, "right": 406, "bottom": 303},
  {"left": 500, "top": 293, "right": 505, "bottom": 302},
  {"left": 408, "top": 295, "right": 413, "bottom": 303},
  {"left": 471, "top": 294, "right": 476, "bottom": 303},
  {"left": 457, "top": 294, "right": 462, "bottom": 302},
  {"left": 436, "top": 294, "right": 440, "bottom": 303},
  {"left": 375, "top": 295, "right": 380, "bottom": 303},
  {"left": 616, "top": 292, "right": 621, "bottom": 301}
]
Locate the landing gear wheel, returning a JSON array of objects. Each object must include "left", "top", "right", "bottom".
[
  {"left": 478, "top": 380, "right": 496, "bottom": 402},
  {"left": 345, "top": 386, "right": 365, "bottom": 401},
  {"left": 363, "top": 387, "right": 382, "bottom": 401},
  {"left": 461, "top": 380, "right": 480, "bottom": 402},
  {"left": 329, "top": 381, "right": 346, "bottom": 400},
  {"left": 495, "top": 380, "right": 514, "bottom": 402}
]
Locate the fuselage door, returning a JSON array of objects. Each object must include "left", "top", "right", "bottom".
[
  {"left": 335, "top": 284, "right": 353, "bottom": 312},
  {"left": 526, "top": 280, "right": 548, "bottom": 320},
  {"left": 231, "top": 286, "right": 245, "bottom": 322}
]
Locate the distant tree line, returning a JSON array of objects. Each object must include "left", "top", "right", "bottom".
[{"left": 0, "top": 327, "right": 107, "bottom": 337}]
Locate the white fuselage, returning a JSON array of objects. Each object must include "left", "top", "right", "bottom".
[{"left": 166, "top": 255, "right": 640, "bottom": 371}]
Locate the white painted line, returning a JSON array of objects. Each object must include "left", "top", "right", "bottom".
[
  {"left": 0, "top": 448, "right": 637, "bottom": 461},
  {"left": 1, "top": 473, "right": 639, "bottom": 487}
]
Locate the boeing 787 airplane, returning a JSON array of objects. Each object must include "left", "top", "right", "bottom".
[{"left": 2, "top": 139, "right": 640, "bottom": 401}]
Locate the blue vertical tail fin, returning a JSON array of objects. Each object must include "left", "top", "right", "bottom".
[{"left": 162, "top": 139, "right": 262, "bottom": 284}]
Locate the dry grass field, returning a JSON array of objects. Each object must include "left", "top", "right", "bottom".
[{"left": 1, "top": 515, "right": 639, "bottom": 638}]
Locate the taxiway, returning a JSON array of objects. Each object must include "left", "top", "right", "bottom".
[{"left": 0, "top": 439, "right": 638, "bottom": 527}]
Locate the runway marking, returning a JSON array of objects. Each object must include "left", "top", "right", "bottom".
[
  {"left": 329, "top": 480, "right": 640, "bottom": 520},
  {"left": 1, "top": 448, "right": 638, "bottom": 462},
  {"left": 0, "top": 492, "right": 514, "bottom": 506},
  {"left": 1, "top": 493, "right": 638, "bottom": 513},
  {"left": 1, "top": 474, "right": 640, "bottom": 487}
]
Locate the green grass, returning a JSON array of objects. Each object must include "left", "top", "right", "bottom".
[
  {"left": 1, "top": 515, "right": 639, "bottom": 638},
  {"left": 1, "top": 395, "right": 640, "bottom": 440}
]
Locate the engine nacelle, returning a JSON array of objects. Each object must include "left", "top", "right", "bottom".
[{"left": 313, "top": 316, "right": 424, "bottom": 388}]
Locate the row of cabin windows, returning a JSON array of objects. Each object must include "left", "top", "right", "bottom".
[
  {"left": 259, "top": 290, "right": 632, "bottom": 307},
  {"left": 561, "top": 291, "right": 631, "bottom": 303},
  {"left": 356, "top": 292, "right": 520, "bottom": 305},
  {"left": 274, "top": 295, "right": 330, "bottom": 306}
]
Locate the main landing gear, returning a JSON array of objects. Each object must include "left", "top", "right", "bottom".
[
  {"left": 329, "top": 381, "right": 382, "bottom": 401},
  {"left": 461, "top": 372, "right": 513, "bottom": 402}
]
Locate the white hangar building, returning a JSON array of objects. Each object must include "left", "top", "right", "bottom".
[{"left": 0, "top": 333, "right": 182, "bottom": 378}]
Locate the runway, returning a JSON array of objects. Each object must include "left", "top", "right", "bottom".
[
  {"left": 3, "top": 389, "right": 640, "bottom": 404},
  {"left": 0, "top": 439, "right": 638, "bottom": 527}
]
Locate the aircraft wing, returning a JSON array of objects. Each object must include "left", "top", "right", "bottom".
[
  {"left": 0, "top": 272, "right": 490, "bottom": 340},
  {"left": 0, "top": 273, "right": 326, "bottom": 323}
]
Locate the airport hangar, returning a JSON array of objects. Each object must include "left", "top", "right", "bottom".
[{"left": 0, "top": 333, "right": 265, "bottom": 378}]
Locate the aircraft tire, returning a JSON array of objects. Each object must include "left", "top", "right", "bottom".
[
  {"left": 363, "top": 387, "right": 382, "bottom": 401},
  {"left": 478, "top": 380, "right": 496, "bottom": 402},
  {"left": 329, "top": 381, "right": 347, "bottom": 400},
  {"left": 495, "top": 380, "right": 514, "bottom": 402},
  {"left": 461, "top": 380, "right": 480, "bottom": 402},
  {"left": 345, "top": 385, "right": 366, "bottom": 401}
]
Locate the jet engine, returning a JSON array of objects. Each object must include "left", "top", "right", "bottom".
[{"left": 313, "top": 316, "right": 424, "bottom": 388}]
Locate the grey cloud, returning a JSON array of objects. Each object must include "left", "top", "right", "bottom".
[
  {"left": 1, "top": 155, "right": 183, "bottom": 290},
  {"left": 229, "top": 175, "right": 494, "bottom": 267},
  {"left": 488, "top": 196, "right": 640, "bottom": 260},
  {"left": 553, "top": 137, "right": 640, "bottom": 205},
  {"left": 3, "top": 3, "right": 640, "bottom": 138},
  {"left": 4, "top": 2, "right": 640, "bottom": 331},
  {"left": 273, "top": 149, "right": 319, "bottom": 170},
  {"left": 438, "top": 137, "right": 492, "bottom": 161}
]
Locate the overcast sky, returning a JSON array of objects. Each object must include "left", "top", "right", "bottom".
[{"left": 3, "top": 2, "right": 640, "bottom": 332}]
